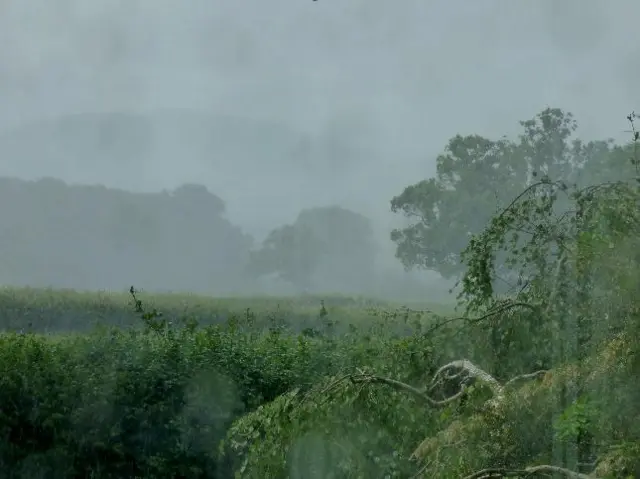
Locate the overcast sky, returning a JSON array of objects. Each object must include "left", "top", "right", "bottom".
[{"left": 0, "top": 0, "right": 638, "bottom": 242}]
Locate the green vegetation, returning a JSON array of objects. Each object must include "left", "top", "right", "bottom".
[
  {"left": 0, "top": 286, "right": 449, "bottom": 334},
  {"left": 0, "top": 108, "right": 639, "bottom": 477}
]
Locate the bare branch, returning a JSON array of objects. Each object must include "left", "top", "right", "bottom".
[
  {"left": 347, "top": 359, "right": 546, "bottom": 410},
  {"left": 461, "top": 464, "right": 599, "bottom": 479},
  {"left": 494, "top": 179, "right": 567, "bottom": 224},
  {"left": 422, "top": 299, "right": 540, "bottom": 340},
  {"left": 350, "top": 373, "right": 460, "bottom": 406},
  {"left": 504, "top": 370, "right": 548, "bottom": 389}
]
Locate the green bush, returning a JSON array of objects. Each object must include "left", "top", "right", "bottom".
[{"left": 0, "top": 295, "right": 432, "bottom": 479}]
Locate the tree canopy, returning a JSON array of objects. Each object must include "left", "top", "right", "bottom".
[{"left": 390, "top": 108, "right": 626, "bottom": 284}]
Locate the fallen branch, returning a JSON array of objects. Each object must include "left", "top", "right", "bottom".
[
  {"left": 461, "top": 464, "right": 599, "bottom": 479},
  {"left": 350, "top": 371, "right": 464, "bottom": 407},
  {"left": 504, "top": 369, "right": 548, "bottom": 389},
  {"left": 346, "top": 359, "right": 547, "bottom": 410},
  {"left": 345, "top": 360, "right": 558, "bottom": 478}
]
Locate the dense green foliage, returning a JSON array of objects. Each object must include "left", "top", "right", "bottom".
[{"left": 0, "top": 291, "right": 450, "bottom": 477}]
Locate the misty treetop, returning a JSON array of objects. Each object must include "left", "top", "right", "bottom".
[{"left": 390, "top": 107, "right": 633, "bottom": 283}]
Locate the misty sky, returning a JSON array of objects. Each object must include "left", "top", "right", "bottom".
[{"left": 0, "top": 0, "right": 638, "bottom": 244}]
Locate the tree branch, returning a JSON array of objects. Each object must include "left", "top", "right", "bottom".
[
  {"left": 461, "top": 464, "right": 599, "bottom": 479},
  {"left": 315, "top": 360, "right": 569, "bottom": 479},
  {"left": 348, "top": 359, "right": 546, "bottom": 409},
  {"left": 350, "top": 373, "right": 461, "bottom": 406}
]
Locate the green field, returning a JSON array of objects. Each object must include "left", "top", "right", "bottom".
[{"left": 0, "top": 286, "right": 455, "bottom": 333}]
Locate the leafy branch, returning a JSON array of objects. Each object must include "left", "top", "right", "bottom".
[{"left": 303, "top": 358, "right": 550, "bottom": 477}]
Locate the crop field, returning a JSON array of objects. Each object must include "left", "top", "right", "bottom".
[{"left": 0, "top": 286, "right": 455, "bottom": 334}]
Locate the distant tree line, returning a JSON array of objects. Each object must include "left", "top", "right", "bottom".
[
  {"left": 0, "top": 177, "right": 382, "bottom": 295},
  {"left": 1, "top": 107, "right": 617, "bottom": 299},
  {"left": 0, "top": 179, "right": 250, "bottom": 293}
]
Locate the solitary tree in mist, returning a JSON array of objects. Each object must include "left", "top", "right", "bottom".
[
  {"left": 296, "top": 206, "right": 376, "bottom": 292},
  {"left": 390, "top": 107, "right": 620, "bottom": 287},
  {"left": 247, "top": 223, "right": 324, "bottom": 293},
  {"left": 247, "top": 206, "right": 376, "bottom": 293}
]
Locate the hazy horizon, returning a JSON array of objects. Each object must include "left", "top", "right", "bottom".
[{"left": 0, "top": 0, "right": 638, "bottom": 295}]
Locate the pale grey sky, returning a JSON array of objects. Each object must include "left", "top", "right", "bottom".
[{"left": 0, "top": 0, "right": 637, "bottom": 244}]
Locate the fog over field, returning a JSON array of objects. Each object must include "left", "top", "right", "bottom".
[
  {"left": 0, "top": 0, "right": 637, "bottom": 298},
  {"left": 1, "top": 5, "right": 640, "bottom": 476}
]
